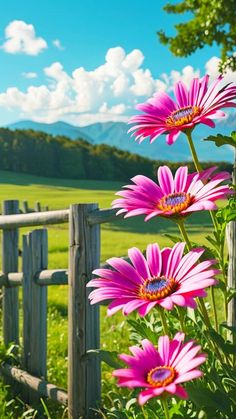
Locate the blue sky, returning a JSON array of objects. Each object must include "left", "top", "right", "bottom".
[{"left": 0, "top": 0, "right": 225, "bottom": 126}]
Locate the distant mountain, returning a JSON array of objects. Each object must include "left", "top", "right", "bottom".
[
  {"left": 8, "top": 120, "right": 94, "bottom": 143},
  {"left": 8, "top": 119, "right": 235, "bottom": 162}
]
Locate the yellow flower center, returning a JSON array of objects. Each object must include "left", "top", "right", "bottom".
[
  {"left": 140, "top": 276, "right": 176, "bottom": 301},
  {"left": 157, "top": 192, "right": 194, "bottom": 214},
  {"left": 166, "top": 105, "right": 201, "bottom": 127},
  {"left": 147, "top": 366, "right": 176, "bottom": 387}
]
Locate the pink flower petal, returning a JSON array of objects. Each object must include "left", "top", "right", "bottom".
[
  {"left": 107, "top": 257, "right": 142, "bottom": 285},
  {"left": 174, "top": 166, "right": 188, "bottom": 192},
  {"left": 174, "top": 385, "right": 188, "bottom": 399},
  {"left": 122, "top": 299, "right": 147, "bottom": 315},
  {"left": 138, "top": 388, "right": 164, "bottom": 405},
  {"left": 128, "top": 247, "right": 150, "bottom": 279},
  {"left": 166, "top": 242, "right": 186, "bottom": 278},
  {"left": 157, "top": 166, "right": 174, "bottom": 195},
  {"left": 175, "top": 370, "right": 203, "bottom": 384},
  {"left": 166, "top": 130, "right": 181, "bottom": 145},
  {"left": 158, "top": 335, "right": 170, "bottom": 364},
  {"left": 138, "top": 301, "right": 158, "bottom": 316},
  {"left": 146, "top": 243, "right": 162, "bottom": 277}
]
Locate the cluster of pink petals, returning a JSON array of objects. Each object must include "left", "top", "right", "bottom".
[
  {"left": 87, "top": 242, "right": 219, "bottom": 315},
  {"left": 113, "top": 333, "right": 206, "bottom": 404},
  {"left": 112, "top": 165, "right": 231, "bottom": 221},
  {"left": 128, "top": 74, "right": 236, "bottom": 145}
]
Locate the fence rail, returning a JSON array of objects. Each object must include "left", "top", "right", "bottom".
[
  {"left": 2, "top": 196, "right": 234, "bottom": 417},
  {"left": 0, "top": 199, "right": 115, "bottom": 418}
]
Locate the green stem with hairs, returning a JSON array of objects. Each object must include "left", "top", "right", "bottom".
[
  {"left": 177, "top": 219, "right": 192, "bottom": 251},
  {"left": 159, "top": 307, "right": 169, "bottom": 335},
  {"left": 176, "top": 306, "right": 186, "bottom": 333},
  {"left": 185, "top": 130, "right": 202, "bottom": 173},
  {"left": 185, "top": 130, "right": 218, "bottom": 228},
  {"left": 210, "top": 286, "right": 219, "bottom": 332},
  {"left": 177, "top": 219, "right": 213, "bottom": 329},
  {"left": 185, "top": 130, "right": 228, "bottom": 322},
  {"left": 161, "top": 397, "right": 170, "bottom": 419}
]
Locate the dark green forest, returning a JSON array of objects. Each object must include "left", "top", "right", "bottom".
[{"left": 0, "top": 128, "right": 232, "bottom": 181}]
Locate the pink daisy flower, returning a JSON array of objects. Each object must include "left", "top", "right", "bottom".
[
  {"left": 112, "top": 165, "right": 231, "bottom": 221},
  {"left": 113, "top": 333, "right": 207, "bottom": 404},
  {"left": 87, "top": 242, "right": 219, "bottom": 315},
  {"left": 128, "top": 74, "right": 236, "bottom": 145}
]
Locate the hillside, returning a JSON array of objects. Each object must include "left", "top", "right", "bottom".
[
  {"left": 0, "top": 127, "right": 232, "bottom": 182},
  {"left": 8, "top": 119, "right": 236, "bottom": 162}
]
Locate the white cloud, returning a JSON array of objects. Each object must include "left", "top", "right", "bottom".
[
  {"left": 52, "top": 39, "right": 64, "bottom": 50},
  {"left": 22, "top": 71, "right": 38, "bottom": 79},
  {"left": 162, "top": 65, "right": 200, "bottom": 91},
  {"left": 1, "top": 20, "right": 47, "bottom": 55},
  {"left": 205, "top": 56, "right": 236, "bottom": 84},
  {"left": 0, "top": 48, "right": 235, "bottom": 126}
]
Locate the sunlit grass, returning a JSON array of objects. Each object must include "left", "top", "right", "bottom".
[{"left": 0, "top": 170, "right": 222, "bottom": 417}]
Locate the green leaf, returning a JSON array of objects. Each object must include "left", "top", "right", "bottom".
[
  {"left": 186, "top": 383, "right": 231, "bottom": 414},
  {"left": 221, "top": 323, "right": 236, "bottom": 335},
  {"left": 125, "top": 398, "right": 137, "bottom": 411},
  {"left": 208, "top": 328, "right": 236, "bottom": 354},
  {"left": 203, "top": 132, "right": 236, "bottom": 149},
  {"left": 86, "top": 349, "right": 123, "bottom": 369},
  {"left": 227, "top": 288, "right": 236, "bottom": 303}
]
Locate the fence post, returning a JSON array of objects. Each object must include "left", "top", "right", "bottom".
[
  {"left": 22, "top": 229, "right": 48, "bottom": 402},
  {"left": 35, "top": 202, "right": 41, "bottom": 212},
  {"left": 227, "top": 155, "right": 236, "bottom": 331},
  {"left": 68, "top": 204, "right": 101, "bottom": 419},
  {"left": 22, "top": 200, "right": 29, "bottom": 213},
  {"left": 2, "top": 200, "right": 19, "bottom": 346}
]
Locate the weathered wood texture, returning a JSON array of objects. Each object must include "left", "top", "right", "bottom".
[
  {"left": 0, "top": 206, "right": 119, "bottom": 229},
  {"left": 2, "top": 200, "right": 19, "bottom": 346},
  {"left": 35, "top": 201, "right": 41, "bottom": 212},
  {"left": 22, "top": 229, "right": 48, "bottom": 403},
  {"left": 0, "top": 269, "right": 68, "bottom": 287},
  {"left": 87, "top": 207, "right": 118, "bottom": 225},
  {"left": 227, "top": 221, "right": 236, "bottom": 327},
  {"left": 0, "top": 363, "right": 68, "bottom": 405},
  {"left": 227, "top": 157, "right": 236, "bottom": 330},
  {"left": 22, "top": 200, "right": 29, "bottom": 213},
  {"left": 0, "top": 209, "right": 69, "bottom": 229},
  {"left": 68, "top": 204, "right": 101, "bottom": 419}
]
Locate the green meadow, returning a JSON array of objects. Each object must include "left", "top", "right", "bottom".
[{"left": 0, "top": 169, "right": 215, "bottom": 417}]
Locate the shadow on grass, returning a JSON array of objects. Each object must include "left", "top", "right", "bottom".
[
  {"left": 48, "top": 304, "right": 68, "bottom": 317},
  {"left": 0, "top": 170, "right": 123, "bottom": 191},
  {"left": 103, "top": 211, "right": 213, "bottom": 235}
]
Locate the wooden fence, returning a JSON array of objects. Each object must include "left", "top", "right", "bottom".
[
  {"left": 0, "top": 197, "right": 235, "bottom": 418},
  {"left": 0, "top": 200, "right": 117, "bottom": 418}
]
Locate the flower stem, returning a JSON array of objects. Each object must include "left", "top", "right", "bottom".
[
  {"left": 159, "top": 307, "right": 169, "bottom": 335},
  {"left": 176, "top": 306, "right": 186, "bottom": 333},
  {"left": 162, "top": 397, "right": 170, "bottom": 419},
  {"left": 177, "top": 219, "right": 213, "bottom": 329},
  {"left": 177, "top": 219, "right": 192, "bottom": 251},
  {"left": 185, "top": 131, "right": 225, "bottom": 325},
  {"left": 185, "top": 130, "right": 202, "bottom": 173},
  {"left": 210, "top": 286, "right": 218, "bottom": 332}
]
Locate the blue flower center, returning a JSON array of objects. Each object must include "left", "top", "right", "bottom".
[
  {"left": 166, "top": 105, "right": 200, "bottom": 127},
  {"left": 157, "top": 192, "right": 193, "bottom": 214},
  {"left": 172, "top": 106, "right": 194, "bottom": 121},
  {"left": 147, "top": 366, "right": 176, "bottom": 387},
  {"left": 140, "top": 276, "right": 176, "bottom": 301},
  {"left": 144, "top": 277, "right": 169, "bottom": 293},
  {"left": 151, "top": 367, "right": 172, "bottom": 382},
  {"left": 165, "top": 193, "right": 186, "bottom": 206}
]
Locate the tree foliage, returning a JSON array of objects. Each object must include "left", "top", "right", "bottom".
[
  {"left": 0, "top": 128, "right": 231, "bottom": 181},
  {"left": 157, "top": 0, "right": 236, "bottom": 72}
]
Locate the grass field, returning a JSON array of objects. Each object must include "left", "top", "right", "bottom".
[{"left": 0, "top": 169, "right": 215, "bottom": 417}]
